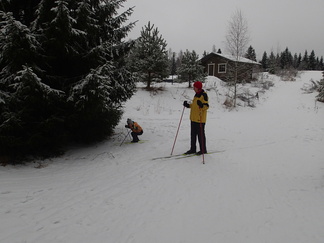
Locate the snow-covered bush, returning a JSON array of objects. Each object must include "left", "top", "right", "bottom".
[
  {"left": 278, "top": 68, "right": 298, "bottom": 81},
  {"left": 316, "top": 72, "right": 324, "bottom": 102}
]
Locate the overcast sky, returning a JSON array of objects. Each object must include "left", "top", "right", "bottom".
[{"left": 122, "top": 0, "right": 324, "bottom": 60}]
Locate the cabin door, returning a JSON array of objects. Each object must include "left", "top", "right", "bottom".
[{"left": 208, "top": 63, "right": 215, "bottom": 76}]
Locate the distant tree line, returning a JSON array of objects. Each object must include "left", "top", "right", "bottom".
[{"left": 260, "top": 48, "right": 324, "bottom": 74}]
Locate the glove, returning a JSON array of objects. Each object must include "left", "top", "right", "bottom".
[
  {"left": 125, "top": 125, "right": 129, "bottom": 128},
  {"left": 183, "top": 101, "right": 190, "bottom": 108},
  {"left": 197, "top": 100, "right": 203, "bottom": 108}
]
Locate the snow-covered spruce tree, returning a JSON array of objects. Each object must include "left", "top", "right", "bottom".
[
  {"left": 308, "top": 50, "right": 317, "bottom": 70},
  {"left": 0, "top": 12, "right": 48, "bottom": 158},
  {"left": 316, "top": 72, "right": 324, "bottom": 102},
  {"left": 177, "top": 50, "right": 205, "bottom": 88},
  {"left": 0, "top": 0, "right": 136, "bottom": 159},
  {"left": 0, "top": 66, "right": 65, "bottom": 157},
  {"left": 42, "top": 0, "right": 135, "bottom": 142},
  {"left": 129, "top": 21, "right": 169, "bottom": 89},
  {"left": 0, "top": 11, "right": 40, "bottom": 85}
]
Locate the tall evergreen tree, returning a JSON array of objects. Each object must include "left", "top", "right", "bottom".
[
  {"left": 268, "top": 51, "right": 278, "bottom": 74},
  {"left": 292, "top": 53, "right": 298, "bottom": 69},
  {"left": 318, "top": 57, "right": 324, "bottom": 70},
  {"left": 309, "top": 50, "right": 317, "bottom": 70},
  {"left": 129, "top": 21, "right": 169, "bottom": 89},
  {"left": 2, "top": 66, "right": 65, "bottom": 156},
  {"left": 297, "top": 53, "right": 302, "bottom": 70},
  {"left": 245, "top": 45, "right": 256, "bottom": 61},
  {"left": 280, "top": 47, "right": 293, "bottom": 69},
  {"left": 300, "top": 50, "right": 309, "bottom": 70},
  {"left": 0, "top": 0, "right": 137, "bottom": 159},
  {"left": 260, "top": 51, "right": 268, "bottom": 71}
]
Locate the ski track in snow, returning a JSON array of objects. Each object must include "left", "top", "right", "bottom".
[{"left": 1, "top": 72, "right": 324, "bottom": 243}]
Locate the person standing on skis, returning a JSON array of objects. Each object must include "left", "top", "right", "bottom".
[
  {"left": 183, "top": 81, "right": 209, "bottom": 155},
  {"left": 125, "top": 118, "right": 143, "bottom": 143}
]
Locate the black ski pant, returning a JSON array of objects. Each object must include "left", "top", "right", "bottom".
[
  {"left": 190, "top": 121, "right": 207, "bottom": 153},
  {"left": 131, "top": 130, "right": 143, "bottom": 142}
]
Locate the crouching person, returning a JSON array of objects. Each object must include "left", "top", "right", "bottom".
[{"left": 125, "top": 118, "right": 143, "bottom": 143}]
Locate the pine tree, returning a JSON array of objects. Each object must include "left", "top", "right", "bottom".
[
  {"left": 318, "top": 57, "right": 324, "bottom": 70},
  {"left": 177, "top": 50, "right": 204, "bottom": 88},
  {"left": 260, "top": 51, "right": 268, "bottom": 71},
  {"left": 300, "top": 50, "right": 309, "bottom": 70},
  {"left": 268, "top": 51, "right": 278, "bottom": 74},
  {"left": 309, "top": 50, "right": 316, "bottom": 70},
  {"left": 292, "top": 53, "right": 299, "bottom": 69},
  {"left": 297, "top": 53, "right": 302, "bottom": 70},
  {"left": 245, "top": 45, "right": 256, "bottom": 62},
  {"left": 129, "top": 21, "right": 169, "bottom": 89},
  {"left": 280, "top": 47, "right": 293, "bottom": 69}
]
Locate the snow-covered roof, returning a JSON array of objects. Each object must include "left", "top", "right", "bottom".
[{"left": 204, "top": 52, "right": 261, "bottom": 65}]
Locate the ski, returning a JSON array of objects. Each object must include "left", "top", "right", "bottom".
[
  {"left": 123, "top": 140, "right": 147, "bottom": 144},
  {"left": 152, "top": 150, "right": 225, "bottom": 160},
  {"left": 152, "top": 153, "right": 188, "bottom": 160},
  {"left": 116, "top": 140, "right": 147, "bottom": 146}
]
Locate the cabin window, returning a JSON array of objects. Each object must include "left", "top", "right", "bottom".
[{"left": 218, "top": 63, "right": 226, "bottom": 73}]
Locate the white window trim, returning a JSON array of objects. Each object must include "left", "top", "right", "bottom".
[{"left": 218, "top": 63, "right": 227, "bottom": 73}]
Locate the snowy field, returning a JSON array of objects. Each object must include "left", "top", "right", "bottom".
[{"left": 1, "top": 71, "right": 324, "bottom": 243}]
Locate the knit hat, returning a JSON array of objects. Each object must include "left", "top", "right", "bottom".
[
  {"left": 127, "top": 118, "right": 133, "bottom": 125},
  {"left": 193, "top": 81, "right": 203, "bottom": 90}
]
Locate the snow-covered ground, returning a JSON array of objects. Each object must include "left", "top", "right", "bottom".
[{"left": 1, "top": 71, "right": 324, "bottom": 243}]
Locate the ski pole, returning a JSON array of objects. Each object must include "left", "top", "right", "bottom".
[
  {"left": 120, "top": 129, "right": 131, "bottom": 146},
  {"left": 128, "top": 131, "right": 132, "bottom": 140},
  {"left": 199, "top": 110, "right": 205, "bottom": 164},
  {"left": 171, "top": 106, "right": 185, "bottom": 155}
]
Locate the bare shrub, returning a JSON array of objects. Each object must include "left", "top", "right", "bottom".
[
  {"left": 223, "top": 97, "right": 234, "bottom": 108},
  {"left": 278, "top": 69, "right": 298, "bottom": 81}
]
